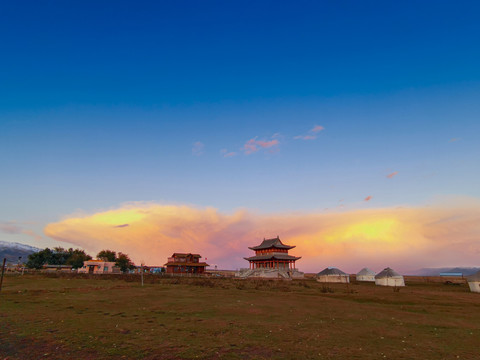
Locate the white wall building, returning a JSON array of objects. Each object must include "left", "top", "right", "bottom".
[
  {"left": 356, "top": 268, "right": 376, "bottom": 282},
  {"left": 467, "top": 270, "right": 480, "bottom": 293},
  {"left": 78, "top": 260, "right": 120, "bottom": 274},
  {"left": 375, "top": 267, "right": 405, "bottom": 287},
  {"left": 316, "top": 267, "right": 350, "bottom": 283}
]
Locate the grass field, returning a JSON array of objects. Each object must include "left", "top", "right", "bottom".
[{"left": 1, "top": 274, "right": 479, "bottom": 359}]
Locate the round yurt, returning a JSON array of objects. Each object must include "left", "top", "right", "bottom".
[
  {"left": 375, "top": 267, "right": 405, "bottom": 287},
  {"left": 467, "top": 270, "right": 480, "bottom": 293},
  {"left": 316, "top": 267, "right": 350, "bottom": 283},
  {"left": 356, "top": 268, "right": 376, "bottom": 282}
]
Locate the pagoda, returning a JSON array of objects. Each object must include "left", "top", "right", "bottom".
[{"left": 238, "top": 236, "right": 304, "bottom": 279}]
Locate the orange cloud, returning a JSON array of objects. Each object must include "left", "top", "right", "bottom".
[
  {"left": 364, "top": 196, "right": 373, "bottom": 201},
  {"left": 44, "top": 199, "right": 480, "bottom": 273},
  {"left": 387, "top": 171, "right": 398, "bottom": 179}
]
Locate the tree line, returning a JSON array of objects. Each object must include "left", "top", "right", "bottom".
[{"left": 26, "top": 248, "right": 136, "bottom": 273}]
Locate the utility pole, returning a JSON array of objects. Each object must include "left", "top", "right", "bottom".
[
  {"left": 0, "top": 258, "right": 6, "bottom": 293},
  {"left": 141, "top": 262, "right": 144, "bottom": 287}
]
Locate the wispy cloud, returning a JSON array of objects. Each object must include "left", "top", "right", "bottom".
[
  {"left": 311, "top": 125, "right": 325, "bottom": 133},
  {"left": 44, "top": 198, "right": 480, "bottom": 273},
  {"left": 364, "top": 196, "right": 373, "bottom": 201},
  {"left": 220, "top": 149, "right": 237, "bottom": 158},
  {"left": 386, "top": 171, "right": 398, "bottom": 179},
  {"left": 114, "top": 224, "right": 129, "bottom": 228},
  {"left": 22, "top": 229, "right": 43, "bottom": 241},
  {"left": 243, "top": 137, "right": 279, "bottom": 155},
  {"left": 0, "top": 221, "right": 43, "bottom": 240},
  {"left": 449, "top": 138, "right": 461, "bottom": 143},
  {"left": 192, "top": 141, "right": 205, "bottom": 156},
  {"left": 295, "top": 125, "right": 325, "bottom": 140},
  {"left": 0, "top": 221, "right": 22, "bottom": 234}
]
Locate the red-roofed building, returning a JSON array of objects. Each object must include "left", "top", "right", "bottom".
[{"left": 244, "top": 236, "right": 301, "bottom": 270}]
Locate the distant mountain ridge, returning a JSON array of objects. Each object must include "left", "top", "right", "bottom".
[
  {"left": 411, "top": 267, "right": 480, "bottom": 276},
  {"left": 0, "top": 241, "right": 41, "bottom": 264}
]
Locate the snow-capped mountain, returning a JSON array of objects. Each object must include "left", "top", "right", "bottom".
[{"left": 0, "top": 241, "right": 41, "bottom": 264}]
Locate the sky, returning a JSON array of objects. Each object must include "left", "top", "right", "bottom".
[{"left": 1, "top": 1, "right": 480, "bottom": 273}]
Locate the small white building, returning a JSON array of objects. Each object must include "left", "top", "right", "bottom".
[
  {"left": 375, "top": 267, "right": 405, "bottom": 287},
  {"left": 78, "top": 260, "right": 120, "bottom": 274},
  {"left": 356, "top": 268, "right": 376, "bottom": 282},
  {"left": 316, "top": 267, "right": 350, "bottom": 283},
  {"left": 467, "top": 270, "right": 480, "bottom": 293}
]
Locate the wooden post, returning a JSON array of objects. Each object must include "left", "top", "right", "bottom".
[{"left": 0, "top": 258, "right": 6, "bottom": 293}]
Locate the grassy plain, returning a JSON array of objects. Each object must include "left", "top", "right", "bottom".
[{"left": 1, "top": 274, "right": 479, "bottom": 359}]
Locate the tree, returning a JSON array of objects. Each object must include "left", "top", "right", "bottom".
[
  {"left": 96, "top": 250, "right": 116, "bottom": 262},
  {"left": 26, "top": 247, "right": 92, "bottom": 269},
  {"left": 26, "top": 248, "right": 54, "bottom": 269},
  {"left": 66, "top": 248, "right": 92, "bottom": 269},
  {"left": 115, "top": 252, "right": 135, "bottom": 273}
]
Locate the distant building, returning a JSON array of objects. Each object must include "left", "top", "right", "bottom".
[
  {"left": 237, "top": 236, "right": 304, "bottom": 279},
  {"left": 467, "top": 270, "right": 480, "bottom": 293},
  {"left": 439, "top": 272, "right": 463, "bottom": 277},
  {"left": 316, "top": 267, "right": 350, "bottom": 283},
  {"left": 164, "top": 253, "right": 209, "bottom": 274},
  {"left": 356, "top": 268, "right": 376, "bottom": 282},
  {"left": 375, "top": 267, "right": 405, "bottom": 287},
  {"left": 42, "top": 264, "right": 73, "bottom": 273},
  {"left": 78, "top": 260, "right": 120, "bottom": 274}
]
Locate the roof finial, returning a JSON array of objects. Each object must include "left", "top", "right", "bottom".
[{"left": 277, "top": 235, "right": 279, "bottom": 239}]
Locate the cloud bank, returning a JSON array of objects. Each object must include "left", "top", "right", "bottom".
[{"left": 44, "top": 200, "right": 480, "bottom": 273}]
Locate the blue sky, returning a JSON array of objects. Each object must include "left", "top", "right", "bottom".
[{"left": 1, "top": 1, "right": 479, "bottom": 261}]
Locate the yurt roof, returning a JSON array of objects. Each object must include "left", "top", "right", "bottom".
[
  {"left": 357, "top": 268, "right": 376, "bottom": 276},
  {"left": 317, "top": 267, "right": 348, "bottom": 276},
  {"left": 375, "top": 267, "right": 402, "bottom": 279},
  {"left": 467, "top": 269, "right": 480, "bottom": 282}
]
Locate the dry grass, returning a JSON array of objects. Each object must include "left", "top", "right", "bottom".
[{"left": 1, "top": 274, "right": 479, "bottom": 359}]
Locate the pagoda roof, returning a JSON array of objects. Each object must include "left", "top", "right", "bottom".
[
  {"left": 244, "top": 254, "right": 301, "bottom": 261},
  {"left": 248, "top": 237, "right": 295, "bottom": 250}
]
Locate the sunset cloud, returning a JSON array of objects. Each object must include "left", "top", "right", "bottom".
[
  {"left": 220, "top": 149, "right": 237, "bottom": 158},
  {"left": 0, "top": 221, "right": 22, "bottom": 234},
  {"left": 243, "top": 137, "right": 279, "bottom": 155},
  {"left": 364, "top": 196, "right": 373, "bottom": 201},
  {"left": 192, "top": 141, "right": 205, "bottom": 156},
  {"left": 1, "top": 221, "right": 43, "bottom": 240},
  {"left": 386, "top": 171, "right": 398, "bottom": 179},
  {"left": 311, "top": 125, "right": 325, "bottom": 133},
  {"left": 44, "top": 199, "right": 480, "bottom": 273},
  {"left": 295, "top": 125, "right": 325, "bottom": 140}
]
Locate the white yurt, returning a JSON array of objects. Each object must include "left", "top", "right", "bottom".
[
  {"left": 316, "top": 267, "right": 350, "bottom": 283},
  {"left": 375, "top": 267, "right": 405, "bottom": 287},
  {"left": 356, "top": 268, "right": 376, "bottom": 282},
  {"left": 467, "top": 270, "right": 480, "bottom": 293}
]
